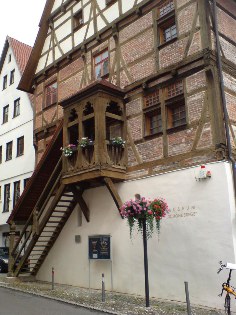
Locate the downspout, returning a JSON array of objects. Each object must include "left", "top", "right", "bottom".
[{"left": 211, "top": 0, "right": 236, "bottom": 197}]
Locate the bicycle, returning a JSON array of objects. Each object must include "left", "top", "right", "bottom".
[{"left": 218, "top": 261, "right": 236, "bottom": 314}]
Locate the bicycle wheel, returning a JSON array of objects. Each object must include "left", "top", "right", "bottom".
[{"left": 224, "top": 294, "right": 231, "bottom": 315}]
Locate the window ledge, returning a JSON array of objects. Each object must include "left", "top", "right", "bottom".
[
  {"left": 16, "top": 154, "right": 24, "bottom": 158},
  {"left": 144, "top": 132, "right": 163, "bottom": 140},
  {"left": 166, "top": 123, "right": 187, "bottom": 134},
  {"left": 165, "top": 94, "right": 184, "bottom": 105},
  {"left": 158, "top": 37, "right": 177, "bottom": 49},
  {"left": 143, "top": 102, "right": 161, "bottom": 112}
]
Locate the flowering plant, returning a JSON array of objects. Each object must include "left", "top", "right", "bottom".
[
  {"left": 110, "top": 137, "right": 125, "bottom": 148},
  {"left": 60, "top": 144, "right": 77, "bottom": 157},
  {"left": 120, "top": 196, "right": 169, "bottom": 238},
  {"left": 78, "top": 137, "right": 94, "bottom": 148}
]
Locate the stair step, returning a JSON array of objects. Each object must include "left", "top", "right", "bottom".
[
  {"left": 46, "top": 222, "right": 62, "bottom": 225},
  {"left": 55, "top": 205, "right": 68, "bottom": 208},
  {"left": 58, "top": 199, "right": 71, "bottom": 203}
]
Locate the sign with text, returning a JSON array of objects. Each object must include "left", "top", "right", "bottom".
[{"left": 88, "top": 235, "right": 111, "bottom": 260}]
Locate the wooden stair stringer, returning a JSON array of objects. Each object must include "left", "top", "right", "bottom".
[
  {"left": 31, "top": 193, "right": 77, "bottom": 275},
  {"left": 13, "top": 183, "right": 67, "bottom": 277}
]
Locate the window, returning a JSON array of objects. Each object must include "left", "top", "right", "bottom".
[
  {"left": 73, "top": 10, "right": 83, "bottom": 30},
  {"left": 163, "top": 23, "right": 177, "bottom": 43},
  {"left": 145, "top": 109, "right": 162, "bottom": 135},
  {"left": 167, "top": 80, "right": 184, "bottom": 98},
  {"left": 6, "top": 141, "right": 12, "bottom": 161},
  {"left": 94, "top": 49, "right": 109, "bottom": 80},
  {"left": 159, "top": 0, "right": 174, "bottom": 17},
  {"left": 3, "top": 184, "right": 10, "bottom": 212},
  {"left": 13, "top": 98, "right": 20, "bottom": 117},
  {"left": 3, "top": 105, "right": 9, "bottom": 123},
  {"left": 165, "top": 80, "right": 186, "bottom": 129},
  {"left": 45, "top": 82, "right": 57, "bottom": 107},
  {"left": 24, "top": 178, "right": 30, "bottom": 188},
  {"left": 144, "top": 90, "right": 160, "bottom": 108},
  {"left": 143, "top": 90, "right": 162, "bottom": 136},
  {"left": 167, "top": 102, "right": 186, "bottom": 128},
  {"left": 8, "top": 54, "right": 11, "bottom": 63},
  {"left": 13, "top": 181, "right": 20, "bottom": 207},
  {"left": 0, "top": 146, "right": 2, "bottom": 164},
  {"left": 10, "top": 69, "right": 15, "bottom": 85},
  {"left": 158, "top": 0, "right": 176, "bottom": 46},
  {"left": 17, "top": 136, "right": 24, "bottom": 156},
  {"left": 159, "top": 19, "right": 177, "bottom": 44},
  {"left": 3, "top": 75, "right": 7, "bottom": 90}
]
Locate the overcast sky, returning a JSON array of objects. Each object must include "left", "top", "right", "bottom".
[{"left": 0, "top": 0, "right": 47, "bottom": 54}]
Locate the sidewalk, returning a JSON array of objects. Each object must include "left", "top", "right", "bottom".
[{"left": 0, "top": 275, "right": 226, "bottom": 315}]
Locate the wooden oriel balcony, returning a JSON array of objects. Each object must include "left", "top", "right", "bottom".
[{"left": 60, "top": 80, "right": 127, "bottom": 186}]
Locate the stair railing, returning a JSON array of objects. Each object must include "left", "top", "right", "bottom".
[{"left": 10, "top": 157, "right": 62, "bottom": 270}]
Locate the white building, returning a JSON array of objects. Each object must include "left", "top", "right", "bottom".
[{"left": 0, "top": 37, "right": 35, "bottom": 246}]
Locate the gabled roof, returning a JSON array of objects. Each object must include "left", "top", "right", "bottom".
[
  {"left": 0, "top": 36, "right": 32, "bottom": 76},
  {"left": 18, "top": 0, "right": 55, "bottom": 93},
  {"left": 7, "top": 121, "right": 63, "bottom": 224}
]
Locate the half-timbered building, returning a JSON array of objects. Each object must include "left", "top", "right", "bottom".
[{"left": 7, "top": 0, "right": 236, "bottom": 309}]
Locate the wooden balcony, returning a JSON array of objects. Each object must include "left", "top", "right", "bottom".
[{"left": 60, "top": 80, "right": 127, "bottom": 187}]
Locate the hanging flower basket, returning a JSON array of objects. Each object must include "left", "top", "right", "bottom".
[
  {"left": 60, "top": 144, "right": 77, "bottom": 157},
  {"left": 120, "top": 196, "right": 169, "bottom": 238},
  {"left": 110, "top": 137, "right": 125, "bottom": 148},
  {"left": 78, "top": 137, "right": 94, "bottom": 148}
]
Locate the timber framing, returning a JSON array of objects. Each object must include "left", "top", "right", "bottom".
[{"left": 10, "top": 0, "right": 236, "bottom": 277}]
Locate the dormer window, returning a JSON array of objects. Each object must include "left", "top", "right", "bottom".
[
  {"left": 74, "top": 10, "right": 84, "bottom": 30},
  {"left": 94, "top": 49, "right": 109, "bottom": 80}
]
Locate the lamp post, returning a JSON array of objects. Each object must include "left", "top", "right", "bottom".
[{"left": 135, "top": 194, "right": 150, "bottom": 307}]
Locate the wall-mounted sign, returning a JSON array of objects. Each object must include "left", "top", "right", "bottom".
[{"left": 88, "top": 235, "right": 111, "bottom": 260}]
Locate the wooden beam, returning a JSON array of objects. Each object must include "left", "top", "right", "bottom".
[
  {"left": 103, "top": 177, "right": 123, "bottom": 216},
  {"left": 71, "top": 187, "right": 90, "bottom": 222}
]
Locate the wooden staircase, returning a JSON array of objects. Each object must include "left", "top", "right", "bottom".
[{"left": 10, "top": 158, "right": 78, "bottom": 277}]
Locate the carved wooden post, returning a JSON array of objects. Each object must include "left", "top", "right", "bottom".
[
  {"left": 8, "top": 222, "right": 16, "bottom": 277},
  {"left": 33, "top": 208, "right": 39, "bottom": 235}
]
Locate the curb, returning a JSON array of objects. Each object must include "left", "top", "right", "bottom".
[{"left": 0, "top": 283, "right": 121, "bottom": 315}]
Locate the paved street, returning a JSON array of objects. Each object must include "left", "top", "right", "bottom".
[{"left": 0, "top": 287, "right": 107, "bottom": 315}]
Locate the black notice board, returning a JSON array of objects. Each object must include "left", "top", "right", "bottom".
[{"left": 88, "top": 235, "right": 111, "bottom": 260}]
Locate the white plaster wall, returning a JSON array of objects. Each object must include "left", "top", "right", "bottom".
[
  {"left": 0, "top": 45, "right": 35, "bottom": 224},
  {"left": 36, "top": 162, "right": 236, "bottom": 310}
]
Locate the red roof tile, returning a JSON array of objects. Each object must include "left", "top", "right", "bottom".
[{"left": 7, "top": 36, "right": 32, "bottom": 75}]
